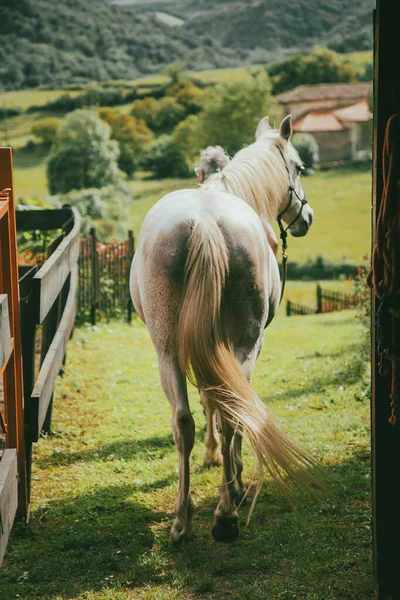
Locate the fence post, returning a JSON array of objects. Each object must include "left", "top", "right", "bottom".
[
  {"left": 316, "top": 284, "right": 322, "bottom": 314},
  {"left": 286, "top": 300, "right": 291, "bottom": 317},
  {"left": 127, "top": 230, "right": 134, "bottom": 324},
  {"left": 19, "top": 266, "right": 38, "bottom": 504},
  {"left": 90, "top": 227, "right": 97, "bottom": 326}
]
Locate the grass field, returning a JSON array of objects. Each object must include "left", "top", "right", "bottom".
[
  {"left": 127, "top": 168, "right": 371, "bottom": 265},
  {"left": 11, "top": 159, "right": 371, "bottom": 265},
  {"left": 0, "top": 308, "right": 371, "bottom": 600}
]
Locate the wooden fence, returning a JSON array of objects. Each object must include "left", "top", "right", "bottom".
[
  {"left": 0, "top": 147, "right": 81, "bottom": 567},
  {"left": 0, "top": 149, "right": 26, "bottom": 566},
  {"left": 16, "top": 205, "right": 80, "bottom": 504},
  {"left": 78, "top": 228, "right": 134, "bottom": 324},
  {"left": 286, "top": 284, "right": 360, "bottom": 317}
]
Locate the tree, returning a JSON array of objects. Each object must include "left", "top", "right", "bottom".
[
  {"left": 166, "top": 80, "right": 203, "bottom": 113},
  {"left": 194, "top": 70, "right": 277, "bottom": 155},
  {"left": 173, "top": 115, "right": 201, "bottom": 166},
  {"left": 162, "top": 62, "right": 184, "bottom": 86},
  {"left": 269, "top": 48, "right": 358, "bottom": 95},
  {"left": 47, "top": 109, "right": 120, "bottom": 195},
  {"left": 99, "top": 108, "right": 154, "bottom": 177},
  {"left": 292, "top": 133, "right": 319, "bottom": 173},
  {"left": 31, "top": 117, "right": 60, "bottom": 145},
  {"left": 130, "top": 96, "right": 186, "bottom": 133},
  {"left": 142, "top": 135, "right": 191, "bottom": 179},
  {"left": 130, "top": 97, "right": 160, "bottom": 130}
]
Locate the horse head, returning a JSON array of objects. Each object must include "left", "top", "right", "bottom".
[{"left": 256, "top": 115, "right": 314, "bottom": 238}]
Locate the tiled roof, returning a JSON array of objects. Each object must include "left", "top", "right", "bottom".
[
  {"left": 276, "top": 82, "right": 371, "bottom": 104},
  {"left": 293, "top": 110, "right": 345, "bottom": 132},
  {"left": 292, "top": 100, "right": 373, "bottom": 132},
  {"left": 333, "top": 100, "right": 372, "bottom": 122}
]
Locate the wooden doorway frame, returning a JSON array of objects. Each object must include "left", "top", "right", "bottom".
[{"left": 371, "top": 1, "right": 400, "bottom": 597}]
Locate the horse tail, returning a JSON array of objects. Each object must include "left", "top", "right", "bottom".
[{"left": 178, "top": 217, "right": 320, "bottom": 515}]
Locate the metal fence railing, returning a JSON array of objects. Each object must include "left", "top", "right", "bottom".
[
  {"left": 78, "top": 228, "right": 134, "bottom": 324},
  {"left": 286, "top": 284, "right": 360, "bottom": 317}
]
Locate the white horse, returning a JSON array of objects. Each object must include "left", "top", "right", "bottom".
[{"left": 130, "top": 115, "right": 315, "bottom": 544}]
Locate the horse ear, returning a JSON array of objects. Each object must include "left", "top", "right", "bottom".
[
  {"left": 255, "top": 116, "right": 271, "bottom": 140},
  {"left": 279, "top": 115, "right": 293, "bottom": 141}
]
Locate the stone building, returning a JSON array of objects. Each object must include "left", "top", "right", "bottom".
[{"left": 276, "top": 82, "right": 373, "bottom": 165}]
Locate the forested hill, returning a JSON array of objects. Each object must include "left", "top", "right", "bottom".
[
  {"left": 0, "top": 0, "right": 239, "bottom": 90},
  {"left": 0, "top": 0, "right": 374, "bottom": 91},
  {"left": 184, "top": 0, "right": 375, "bottom": 54},
  {"left": 111, "top": 0, "right": 374, "bottom": 54}
]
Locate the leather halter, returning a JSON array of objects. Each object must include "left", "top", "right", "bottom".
[{"left": 275, "top": 146, "right": 308, "bottom": 303}]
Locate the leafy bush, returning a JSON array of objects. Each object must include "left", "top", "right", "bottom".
[
  {"left": 292, "top": 133, "right": 319, "bottom": 173},
  {"left": 51, "top": 183, "right": 132, "bottom": 240},
  {"left": 131, "top": 96, "right": 187, "bottom": 132},
  {"left": 31, "top": 117, "right": 60, "bottom": 145},
  {"left": 166, "top": 80, "right": 203, "bottom": 113},
  {"left": 99, "top": 108, "right": 154, "bottom": 177},
  {"left": 194, "top": 70, "right": 277, "bottom": 155},
  {"left": 141, "top": 135, "right": 191, "bottom": 179},
  {"left": 268, "top": 48, "right": 358, "bottom": 94},
  {"left": 173, "top": 114, "right": 201, "bottom": 166},
  {"left": 47, "top": 109, "right": 120, "bottom": 194},
  {"left": 130, "top": 97, "right": 160, "bottom": 130}
]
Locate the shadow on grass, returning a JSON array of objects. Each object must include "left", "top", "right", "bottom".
[
  {"left": 0, "top": 453, "right": 372, "bottom": 600},
  {"left": 262, "top": 352, "right": 367, "bottom": 405},
  {"left": 35, "top": 433, "right": 176, "bottom": 469}
]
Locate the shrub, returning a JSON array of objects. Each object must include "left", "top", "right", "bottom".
[
  {"left": 156, "top": 97, "right": 186, "bottom": 131},
  {"left": 47, "top": 109, "right": 120, "bottom": 194},
  {"left": 141, "top": 135, "right": 191, "bottom": 179},
  {"left": 99, "top": 108, "right": 154, "bottom": 177},
  {"left": 130, "top": 97, "right": 160, "bottom": 130},
  {"left": 31, "top": 117, "right": 60, "bottom": 145},
  {"left": 131, "top": 96, "right": 186, "bottom": 132},
  {"left": 51, "top": 183, "right": 132, "bottom": 239},
  {"left": 166, "top": 80, "right": 203, "bottom": 113},
  {"left": 292, "top": 133, "right": 319, "bottom": 173},
  {"left": 173, "top": 114, "right": 201, "bottom": 166}
]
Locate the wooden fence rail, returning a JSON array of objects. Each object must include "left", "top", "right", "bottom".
[
  {"left": 0, "top": 146, "right": 81, "bottom": 567},
  {"left": 16, "top": 206, "right": 81, "bottom": 501}
]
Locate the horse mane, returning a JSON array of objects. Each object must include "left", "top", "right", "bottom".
[{"left": 205, "top": 130, "right": 296, "bottom": 223}]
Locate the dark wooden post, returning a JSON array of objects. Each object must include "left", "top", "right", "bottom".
[
  {"left": 371, "top": 1, "right": 400, "bottom": 598},
  {"left": 316, "top": 284, "right": 322, "bottom": 314},
  {"left": 286, "top": 300, "right": 291, "bottom": 317},
  {"left": 19, "top": 266, "right": 38, "bottom": 504},
  {"left": 127, "top": 230, "right": 134, "bottom": 324},
  {"left": 90, "top": 227, "right": 97, "bottom": 325}
]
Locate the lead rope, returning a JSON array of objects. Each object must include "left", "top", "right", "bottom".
[
  {"left": 278, "top": 222, "right": 288, "bottom": 304},
  {"left": 367, "top": 114, "right": 400, "bottom": 424}
]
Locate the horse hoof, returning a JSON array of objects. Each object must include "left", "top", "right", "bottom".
[
  {"left": 235, "top": 493, "right": 247, "bottom": 507},
  {"left": 169, "top": 528, "right": 194, "bottom": 546},
  {"left": 212, "top": 516, "right": 239, "bottom": 543},
  {"left": 203, "top": 452, "right": 223, "bottom": 467}
]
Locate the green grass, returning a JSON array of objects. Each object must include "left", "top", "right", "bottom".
[
  {"left": 0, "top": 89, "right": 80, "bottom": 111},
  {"left": 127, "top": 168, "right": 371, "bottom": 265},
  {"left": 0, "top": 309, "right": 371, "bottom": 599}
]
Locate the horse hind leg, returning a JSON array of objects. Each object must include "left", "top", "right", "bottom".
[
  {"left": 158, "top": 353, "right": 195, "bottom": 545},
  {"left": 200, "top": 391, "right": 222, "bottom": 466},
  {"left": 212, "top": 417, "right": 240, "bottom": 543}
]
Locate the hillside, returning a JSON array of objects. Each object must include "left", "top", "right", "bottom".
[
  {"left": 0, "top": 0, "right": 238, "bottom": 91},
  {"left": 110, "top": 0, "right": 375, "bottom": 54},
  {"left": 0, "top": 0, "right": 374, "bottom": 91}
]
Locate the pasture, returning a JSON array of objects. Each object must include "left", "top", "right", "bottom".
[
  {"left": 11, "top": 158, "right": 371, "bottom": 265},
  {"left": 127, "top": 168, "right": 371, "bottom": 265},
  {"left": 0, "top": 308, "right": 371, "bottom": 600}
]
